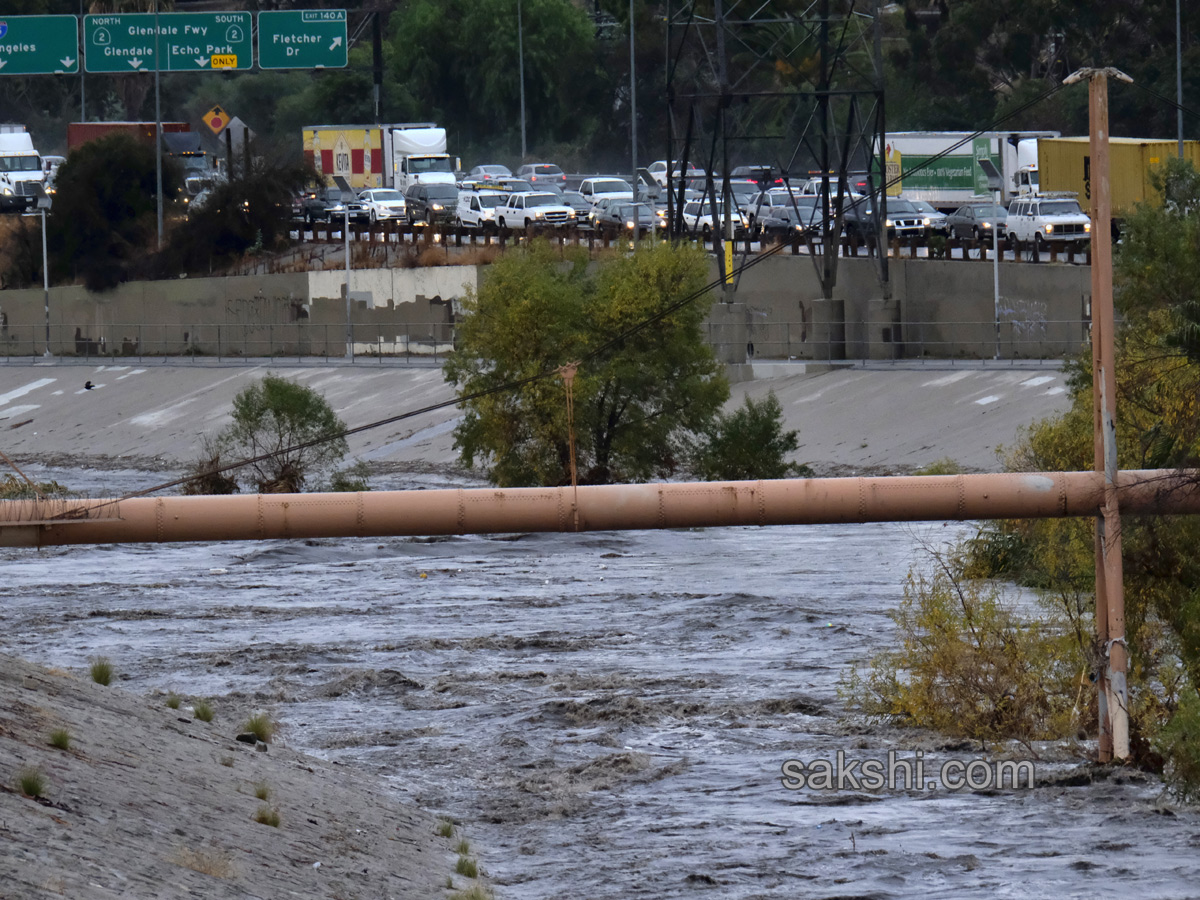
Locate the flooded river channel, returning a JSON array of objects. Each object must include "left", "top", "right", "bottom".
[{"left": 2, "top": 466, "right": 1198, "bottom": 898}]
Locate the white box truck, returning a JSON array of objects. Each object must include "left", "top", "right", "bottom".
[
  {"left": 880, "top": 131, "right": 1054, "bottom": 209},
  {"left": 303, "top": 123, "right": 457, "bottom": 193}
]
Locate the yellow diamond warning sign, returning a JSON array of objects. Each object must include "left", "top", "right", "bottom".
[{"left": 204, "top": 105, "right": 231, "bottom": 135}]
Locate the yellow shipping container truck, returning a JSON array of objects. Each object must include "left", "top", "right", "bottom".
[{"left": 1038, "top": 137, "right": 1200, "bottom": 218}]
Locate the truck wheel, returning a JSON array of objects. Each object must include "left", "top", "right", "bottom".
[{"left": 369, "top": 209, "right": 378, "bottom": 225}]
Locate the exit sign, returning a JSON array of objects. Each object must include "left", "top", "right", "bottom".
[{"left": 84, "top": 12, "right": 252, "bottom": 73}]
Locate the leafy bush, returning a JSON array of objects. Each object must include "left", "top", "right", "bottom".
[
  {"left": 845, "top": 548, "right": 1087, "bottom": 745},
  {"left": 690, "top": 391, "right": 808, "bottom": 481}
]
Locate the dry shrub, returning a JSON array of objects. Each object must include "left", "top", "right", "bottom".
[
  {"left": 171, "top": 844, "right": 235, "bottom": 878},
  {"left": 417, "top": 245, "right": 452, "bottom": 267}
]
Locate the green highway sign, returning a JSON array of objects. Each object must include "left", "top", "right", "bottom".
[
  {"left": 83, "top": 12, "right": 252, "bottom": 73},
  {"left": 258, "top": 10, "right": 348, "bottom": 70},
  {"left": 0, "top": 15, "right": 79, "bottom": 75}
]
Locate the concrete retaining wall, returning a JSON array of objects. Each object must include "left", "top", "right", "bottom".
[{"left": 0, "top": 256, "right": 1090, "bottom": 361}]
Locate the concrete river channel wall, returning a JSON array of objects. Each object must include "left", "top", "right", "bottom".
[{"left": 0, "top": 256, "right": 1093, "bottom": 363}]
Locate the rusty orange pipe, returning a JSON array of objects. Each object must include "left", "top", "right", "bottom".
[{"left": 2, "top": 470, "right": 1198, "bottom": 549}]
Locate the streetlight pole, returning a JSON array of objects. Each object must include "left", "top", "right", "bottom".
[
  {"left": 630, "top": 0, "right": 638, "bottom": 244},
  {"left": 154, "top": 0, "right": 163, "bottom": 248},
  {"left": 1178, "top": 0, "right": 1185, "bottom": 157},
  {"left": 518, "top": 0, "right": 527, "bottom": 160},
  {"left": 40, "top": 199, "right": 52, "bottom": 357}
]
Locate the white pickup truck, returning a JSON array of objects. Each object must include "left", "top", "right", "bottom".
[{"left": 495, "top": 191, "right": 577, "bottom": 229}]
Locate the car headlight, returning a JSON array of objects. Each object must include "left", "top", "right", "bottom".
[
  {"left": 982, "top": 222, "right": 991, "bottom": 228},
  {"left": 1084, "top": 223, "right": 1091, "bottom": 232},
  {"left": 626, "top": 220, "right": 636, "bottom": 229},
  {"left": 885, "top": 218, "right": 894, "bottom": 227},
  {"left": 922, "top": 217, "right": 930, "bottom": 226},
  {"left": 1045, "top": 224, "right": 1054, "bottom": 233},
  {"left": 534, "top": 210, "right": 545, "bottom": 218},
  {"left": 568, "top": 210, "right": 576, "bottom": 218},
  {"left": 432, "top": 203, "right": 443, "bottom": 211}
]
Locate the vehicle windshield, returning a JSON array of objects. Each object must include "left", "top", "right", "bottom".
[
  {"left": 887, "top": 200, "right": 919, "bottom": 214},
  {"left": 425, "top": 185, "right": 459, "bottom": 199},
  {"left": 910, "top": 201, "right": 937, "bottom": 213},
  {"left": 1041, "top": 200, "right": 1083, "bottom": 215},
  {"left": 371, "top": 190, "right": 404, "bottom": 201},
  {"left": 0, "top": 154, "right": 41, "bottom": 173},
  {"left": 593, "top": 179, "right": 631, "bottom": 192},
  {"left": 476, "top": 194, "right": 503, "bottom": 208},
  {"left": 615, "top": 204, "right": 655, "bottom": 217},
  {"left": 478, "top": 165, "right": 509, "bottom": 175},
  {"left": 562, "top": 192, "right": 587, "bottom": 204},
  {"left": 410, "top": 157, "right": 454, "bottom": 175},
  {"left": 971, "top": 205, "right": 1005, "bottom": 216},
  {"left": 524, "top": 193, "right": 560, "bottom": 207}
]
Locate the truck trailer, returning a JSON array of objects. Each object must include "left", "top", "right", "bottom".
[
  {"left": 302, "top": 124, "right": 457, "bottom": 193},
  {"left": 1037, "top": 137, "right": 1200, "bottom": 220},
  {"left": 881, "top": 131, "right": 1057, "bottom": 209}
]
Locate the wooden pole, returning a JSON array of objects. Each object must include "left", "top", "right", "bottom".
[{"left": 1073, "top": 65, "right": 1133, "bottom": 761}]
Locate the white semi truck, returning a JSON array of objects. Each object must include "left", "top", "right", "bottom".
[
  {"left": 303, "top": 123, "right": 458, "bottom": 193},
  {"left": 0, "top": 126, "right": 48, "bottom": 213},
  {"left": 880, "top": 131, "right": 1055, "bottom": 209}
]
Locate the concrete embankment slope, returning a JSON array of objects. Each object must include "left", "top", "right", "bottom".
[
  {"left": 0, "top": 654, "right": 451, "bottom": 899},
  {"left": 0, "top": 359, "right": 1073, "bottom": 475}
]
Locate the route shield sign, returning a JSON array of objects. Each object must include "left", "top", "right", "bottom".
[
  {"left": 258, "top": 10, "right": 348, "bottom": 70},
  {"left": 0, "top": 15, "right": 79, "bottom": 75},
  {"left": 84, "top": 12, "right": 252, "bottom": 73}
]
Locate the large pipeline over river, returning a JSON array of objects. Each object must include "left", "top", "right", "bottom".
[{"left": 3, "top": 469, "right": 1199, "bottom": 547}]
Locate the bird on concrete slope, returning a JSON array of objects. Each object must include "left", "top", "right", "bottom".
[{"left": 84, "top": 381, "right": 94, "bottom": 390}]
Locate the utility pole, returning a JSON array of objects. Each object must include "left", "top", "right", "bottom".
[
  {"left": 1178, "top": 0, "right": 1185, "bottom": 157},
  {"left": 154, "top": 0, "right": 163, "bottom": 249},
  {"left": 518, "top": 0, "right": 527, "bottom": 160},
  {"left": 1065, "top": 65, "right": 1133, "bottom": 762},
  {"left": 630, "top": 0, "right": 639, "bottom": 246}
]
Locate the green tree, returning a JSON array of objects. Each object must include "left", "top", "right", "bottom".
[
  {"left": 691, "top": 391, "right": 809, "bottom": 481},
  {"left": 209, "top": 375, "right": 350, "bottom": 494},
  {"left": 47, "top": 132, "right": 178, "bottom": 291},
  {"left": 158, "top": 148, "right": 312, "bottom": 276},
  {"left": 445, "top": 240, "right": 729, "bottom": 486}
]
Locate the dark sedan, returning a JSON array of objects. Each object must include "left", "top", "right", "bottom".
[{"left": 945, "top": 203, "right": 1008, "bottom": 240}]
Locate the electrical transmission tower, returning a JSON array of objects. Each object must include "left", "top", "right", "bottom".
[{"left": 666, "top": 0, "right": 888, "bottom": 358}]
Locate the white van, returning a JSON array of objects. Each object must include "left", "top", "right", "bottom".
[{"left": 1006, "top": 195, "right": 1090, "bottom": 248}]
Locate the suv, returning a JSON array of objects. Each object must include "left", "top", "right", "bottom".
[
  {"left": 405, "top": 183, "right": 459, "bottom": 225},
  {"left": 578, "top": 177, "right": 634, "bottom": 206},
  {"left": 300, "top": 186, "right": 349, "bottom": 224},
  {"left": 495, "top": 191, "right": 577, "bottom": 229},
  {"left": 1006, "top": 195, "right": 1091, "bottom": 248},
  {"left": 515, "top": 163, "right": 567, "bottom": 186}
]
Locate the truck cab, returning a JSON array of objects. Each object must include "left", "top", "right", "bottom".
[
  {"left": 389, "top": 124, "right": 457, "bottom": 193},
  {"left": 0, "top": 129, "right": 47, "bottom": 212}
]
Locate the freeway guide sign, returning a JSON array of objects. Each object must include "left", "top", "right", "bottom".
[
  {"left": 258, "top": 10, "right": 348, "bottom": 70},
  {"left": 0, "top": 15, "right": 79, "bottom": 75},
  {"left": 83, "top": 12, "right": 252, "bottom": 73}
]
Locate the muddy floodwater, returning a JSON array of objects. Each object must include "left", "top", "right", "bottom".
[{"left": 3, "top": 466, "right": 1198, "bottom": 899}]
